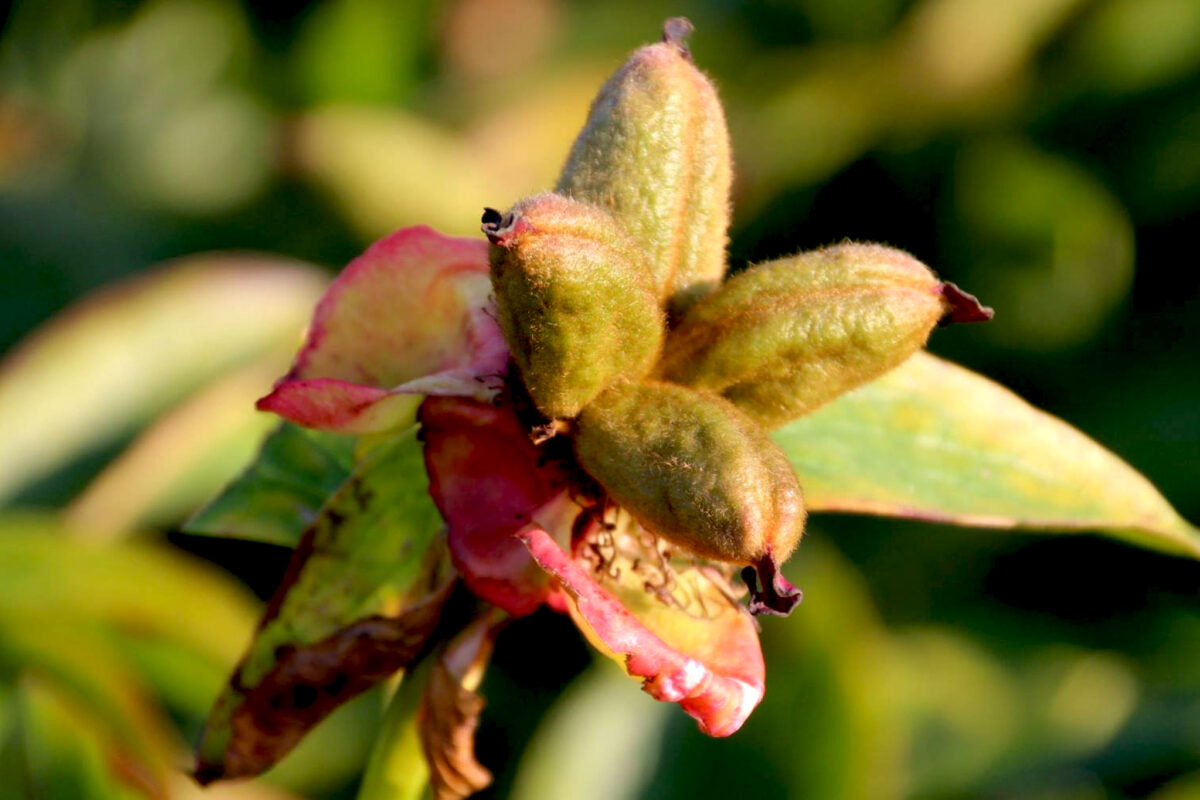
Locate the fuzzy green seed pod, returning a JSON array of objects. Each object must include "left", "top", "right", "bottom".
[
  {"left": 556, "top": 17, "right": 732, "bottom": 318},
  {"left": 483, "top": 193, "right": 665, "bottom": 420},
  {"left": 659, "top": 242, "right": 993, "bottom": 429},
  {"left": 575, "top": 380, "right": 805, "bottom": 614}
]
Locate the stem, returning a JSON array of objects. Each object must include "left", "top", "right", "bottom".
[{"left": 357, "top": 663, "right": 433, "bottom": 800}]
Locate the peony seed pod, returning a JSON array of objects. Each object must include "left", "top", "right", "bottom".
[
  {"left": 483, "top": 193, "right": 664, "bottom": 420},
  {"left": 556, "top": 17, "right": 732, "bottom": 318},
  {"left": 659, "top": 242, "right": 993, "bottom": 429},
  {"left": 575, "top": 379, "right": 805, "bottom": 615}
]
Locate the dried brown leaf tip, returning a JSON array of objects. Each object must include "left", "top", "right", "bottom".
[
  {"left": 194, "top": 579, "right": 455, "bottom": 784},
  {"left": 419, "top": 614, "right": 504, "bottom": 800}
]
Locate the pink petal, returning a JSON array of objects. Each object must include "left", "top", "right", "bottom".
[
  {"left": 520, "top": 526, "right": 766, "bottom": 737},
  {"left": 419, "top": 396, "right": 573, "bottom": 617},
  {"left": 258, "top": 227, "right": 509, "bottom": 433}
]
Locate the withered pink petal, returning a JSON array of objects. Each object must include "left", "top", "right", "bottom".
[
  {"left": 260, "top": 226, "right": 508, "bottom": 433},
  {"left": 419, "top": 396, "right": 573, "bottom": 617},
  {"left": 520, "top": 527, "right": 765, "bottom": 737}
]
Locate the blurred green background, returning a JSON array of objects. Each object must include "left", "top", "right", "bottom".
[{"left": 1, "top": 0, "right": 1199, "bottom": 798}]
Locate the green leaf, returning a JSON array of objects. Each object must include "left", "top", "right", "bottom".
[
  {"left": 184, "top": 420, "right": 358, "bottom": 548},
  {"left": 511, "top": 663, "right": 670, "bottom": 800},
  {"left": 0, "top": 516, "right": 260, "bottom": 665},
  {"left": 774, "top": 352, "right": 1200, "bottom": 558},
  {"left": 13, "top": 678, "right": 136, "bottom": 800},
  {"left": 0, "top": 615, "right": 177, "bottom": 796},
  {"left": 196, "top": 426, "right": 451, "bottom": 782},
  {"left": 0, "top": 255, "right": 327, "bottom": 503}
]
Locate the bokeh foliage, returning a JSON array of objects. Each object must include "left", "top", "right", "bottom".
[{"left": 0, "top": 0, "right": 1198, "bottom": 798}]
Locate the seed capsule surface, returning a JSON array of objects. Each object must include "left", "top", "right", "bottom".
[
  {"left": 484, "top": 193, "right": 664, "bottom": 420},
  {"left": 557, "top": 18, "right": 732, "bottom": 318},
  {"left": 574, "top": 380, "right": 805, "bottom": 569},
  {"left": 659, "top": 242, "right": 992, "bottom": 429}
]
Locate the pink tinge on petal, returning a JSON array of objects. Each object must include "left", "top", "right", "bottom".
[
  {"left": 260, "top": 226, "right": 509, "bottom": 433},
  {"left": 520, "top": 526, "right": 766, "bottom": 737},
  {"left": 420, "top": 396, "right": 572, "bottom": 617},
  {"left": 257, "top": 378, "right": 401, "bottom": 433}
]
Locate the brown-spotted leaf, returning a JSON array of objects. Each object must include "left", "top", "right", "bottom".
[
  {"left": 773, "top": 352, "right": 1200, "bottom": 557},
  {"left": 195, "top": 427, "right": 451, "bottom": 783}
]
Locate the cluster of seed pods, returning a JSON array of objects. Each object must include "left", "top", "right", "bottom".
[{"left": 483, "top": 18, "right": 991, "bottom": 616}]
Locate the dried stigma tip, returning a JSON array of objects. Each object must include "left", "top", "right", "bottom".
[
  {"left": 742, "top": 558, "right": 803, "bottom": 617},
  {"left": 480, "top": 207, "right": 514, "bottom": 244},
  {"left": 939, "top": 282, "right": 995, "bottom": 326},
  {"left": 662, "top": 17, "right": 694, "bottom": 55}
]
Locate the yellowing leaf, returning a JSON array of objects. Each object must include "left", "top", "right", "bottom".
[
  {"left": 196, "top": 428, "right": 450, "bottom": 782},
  {"left": 0, "top": 256, "right": 327, "bottom": 502},
  {"left": 774, "top": 353, "right": 1200, "bottom": 557}
]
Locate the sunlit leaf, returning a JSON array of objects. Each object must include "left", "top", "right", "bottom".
[
  {"left": 66, "top": 362, "right": 283, "bottom": 541},
  {"left": 185, "top": 421, "right": 357, "bottom": 548},
  {"left": 0, "top": 256, "right": 327, "bottom": 502},
  {"left": 774, "top": 353, "right": 1200, "bottom": 558},
  {"left": 511, "top": 663, "right": 671, "bottom": 800},
  {"left": 196, "top": 428, "right": 451, "bottom": 783},
  {"left": 13, "top": 678, "right": 139, "bottom": 800},
  {"left": 0, "top": 518, "right": 259, "bottom": 665},
  {"left": 1, "top": 620, "right": 178, "bottom": 798},
  {"left": 289, "top": 106, "right": 500, "bottom": 239}
]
